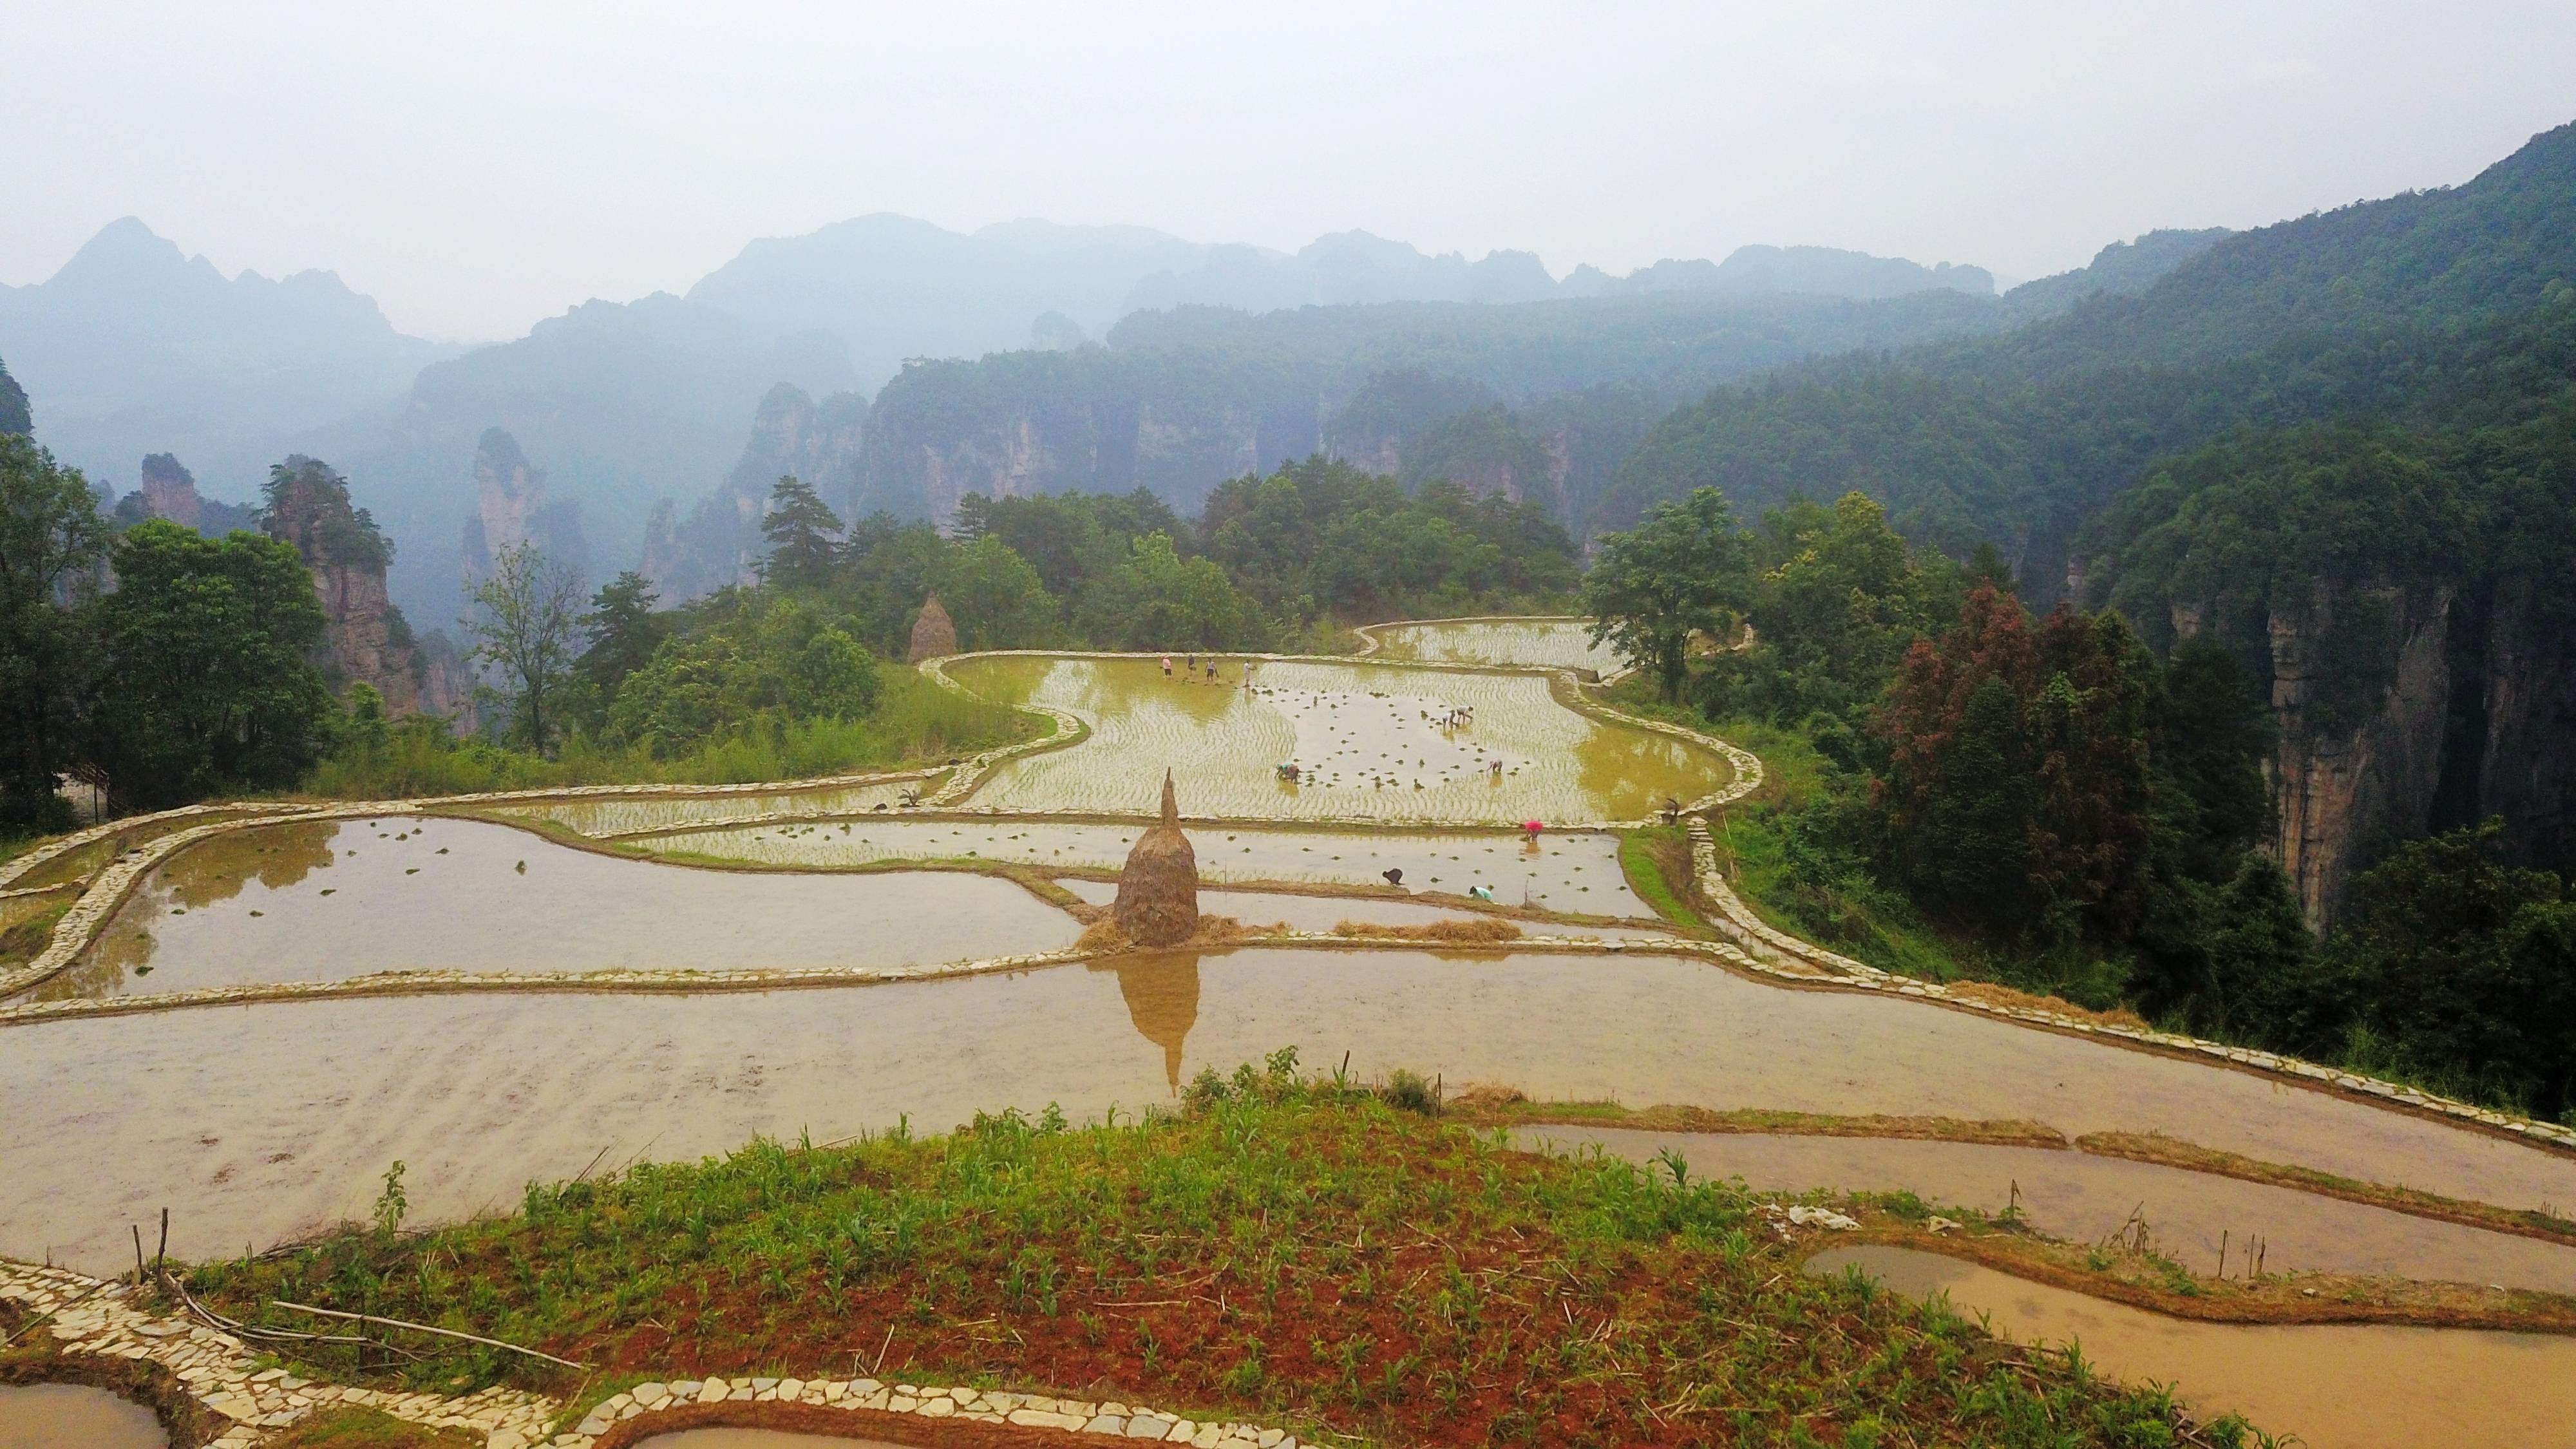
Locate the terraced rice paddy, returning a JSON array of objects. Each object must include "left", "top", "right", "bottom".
[
  {"left": 16, "top": 818, "right": 1080, "bottom": 1001},
  {"left": 1051, "top": 878, "right": 1681, "bottom": 938},
  {"left": 486, "top": 779, "right": 923, "bottom": 837},
  {"left": 942, "top": 655, "right": 1721, "bottom": 822},
  {"left": 1809, "top": 1245, "right": 2576, "bottom": 1449},
  {"left": 1528, "top": 1125, "right": 2576, "bottom": 1294},
  {"left": 9, "top": 621, "right": 2576, "bottom": 1446},
  {"left": 12, "top": 949, "right": 2576, "bottom": 1275},
  {"left": 1366, "top": 617, "right": 1627, "bottom": 674},
  {"left": 637, "top": 818, "right": 1645, "bottom": 910}
]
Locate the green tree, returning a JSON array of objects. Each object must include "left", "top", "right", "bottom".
[
  {"left": 0, "top": 435, "right": 107, "bottom": 828},
  {"left": 759, "top": 475, "right": 844, "bottom": 589},
  {"left": 464, "top": 542, "right": 583, "bottom": 756},
  {"left": 788, "top": 626, "right": 878, "bottom": 717},
  {"left": 1078, "top": 532, "right": 1270, "bottom": 650},
  {"left": 1703, "top": 492, "right": 1960, "bottom": 723},
  {"left": 86, "top": 521, "right": 332, "bottom": 808},
  {"left": 1580, "top": 486, "right": 1752, "bottom": 700},
  {"left": 2311, "top": 820, "right": 2576, "bottom": 1116},
  {"left": 576, "top": 571, "right": 669, "bottom": 717},
  {"left": 606, "top": 594, "right": 880, "bottom": 755},
  {"left": 936, "top": 535, "right": 1063, "bottom": 649}
]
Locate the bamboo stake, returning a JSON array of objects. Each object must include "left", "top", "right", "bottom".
[{"left": 267, "top": 1300, "right": 588, "bottom": 1370}]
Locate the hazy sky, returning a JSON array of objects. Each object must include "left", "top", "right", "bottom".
[{"left": 6, "top": 1, "right": 2573, "bottom": 341}]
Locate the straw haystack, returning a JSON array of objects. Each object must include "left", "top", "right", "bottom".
[
  {"left": 907, "top": 594, "right": 958, "bottom": 663},
  {"left": 1114, "top": 772, "right": 1200, "bottom": 946}
]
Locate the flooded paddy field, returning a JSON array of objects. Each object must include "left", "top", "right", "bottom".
[
  {"left": 943, "top": 655, "right": 1723, "bottom": 823},
  {"left": 637, "top": 818, "right": 1648, "bottom": 912},
  {"left": 1524, "top": 1125, "right": 2576, "bottom": 1294},
  {"left": 1810, "top": 1244, "right": 2576, "bottom": 1448},
  {"left": 482, "top": 780, "right": 923, "bottom": 838},
  {"left": 15, "top": 817, "right": 1080, "bottom": 1001},
  {"left": 1365, "top": 618, "right": 1626, "bottom": 674},
  {"left": 0, "top": 1383, "right": 168, "bottom": 1449},
  {"left": 12, "top": 949, "right": 2575, "bottom": 1274},
  {"left": 1053, "top": 878, "right": 1682, "bottom": 939}
]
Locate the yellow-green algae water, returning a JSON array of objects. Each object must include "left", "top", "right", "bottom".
[
  {"left": 1808, "top": 1245, "right": 2576, "bottom": 1449},
  {"left": 1367, "top": 618, "right": 1626, "bottom": 673},
  {"left": 19, "top": 819, "right": 1081, "bottom": 1001},
  {"left": 634, "top": 819, "right": 1647, "bottom": 911},
  {"left": 12, "top": 949, "right": 2576, "bottom": 1274},
  {"left": 943, "top": 656, "right": 1721, "bottom": 823}
]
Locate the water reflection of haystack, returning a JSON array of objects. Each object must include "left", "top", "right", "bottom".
[{"left": 1088, "top": 951, "right": 1202, "bottom": 1092}]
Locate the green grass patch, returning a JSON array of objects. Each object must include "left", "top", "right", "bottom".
[
  {"left": 189, "top": 1057, "right": 2231, "bottom": 1448},
  {"left": 1616, "top": 826, "right": 1705, "bottom": 931},
  {"left": 308, "top": 670, "right": 1039, "bottom": 800}
]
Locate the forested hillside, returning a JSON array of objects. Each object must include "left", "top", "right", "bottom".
[{"left": 1590, "top": 118, "right": 2576, "bottom": 951}]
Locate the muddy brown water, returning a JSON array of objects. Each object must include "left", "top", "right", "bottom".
[
  {"left": 1521, "top": 1126, "right": 2576, "bottom": 1294},
  {"left": 1808, "top": 1244, "right": 2576, "bottom": 1448},
  {"left": 1052, "top": 879, "right": 1681, "bottom": 940},
  {"left": 0, "top": 1383, "right": 168, "bottom": 1448},
  {"left": 644, "top": 819, "right": 1647, "bottom": 913},
  {"left": 10, "top": 950, "right": 2576, "bottom": 1275},
  {"left": 21, "top": 819, "right": 1081, "bottom": 1001}
]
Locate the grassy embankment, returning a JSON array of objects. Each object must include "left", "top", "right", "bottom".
[
  {"left": 307, "top": 669, "right": 1039, "bottom": 800},
  {"left": 189, "top": 1059, "right": 2250, "bottom": 1449}
]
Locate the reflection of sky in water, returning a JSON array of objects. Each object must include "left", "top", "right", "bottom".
[
  {"left": 645, "top": 820, "right": 1645, "bottom": 912},
  {"left": 1809, "top": 1245, "right": 2576, "bottom": 1449},
  {"left": 16, "top": 949, "right": 2576, "bottom": 1274},
  {"left": 25, "top": 817, "right": 1080, "bottom": 1001},
  {"left": 946, "top": 656, "right": 1722, "bottom": 822}
]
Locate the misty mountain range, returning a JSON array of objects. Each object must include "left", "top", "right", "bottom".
[{"left": 3, "top": 209, "right": 2169, "bottom": 627}]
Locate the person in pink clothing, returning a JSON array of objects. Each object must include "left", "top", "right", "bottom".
[{"left": 1160, "top": 654, "right": 1173, "bottom": 679}]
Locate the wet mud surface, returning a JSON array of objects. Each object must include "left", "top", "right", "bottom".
[
  {"left": 0, "top": 1383, "right": 169, "bottom": 1449},
  {"left": 12, "top": 950, "right": 2576, "bottom": 1274},
  {"left": 1527, "top": 1126, "right": 2576, "bottom": 1293},
  {"left": 1809, "top": 1244, "right": 2576, "bottom": 1449}
]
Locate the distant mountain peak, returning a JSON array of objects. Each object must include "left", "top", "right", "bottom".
[{"left": 48, "top": 216, "right": 214, "bottom": 288}]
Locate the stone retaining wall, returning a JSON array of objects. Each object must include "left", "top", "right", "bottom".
[{"left": 0, "top": 1259, "right": 1312, "bottom": 1449}]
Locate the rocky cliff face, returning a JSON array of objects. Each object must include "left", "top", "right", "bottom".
[
  {"left": 854, "top": 355, "right": 1322, "bottom": 526},
  {"left": 460, "top": 428, "right": 590, "bottom": 596},
  {"left": 2231, "top": 576, "right": 2576, "bottom": 931},
  {"left": 2259, "top": 583, "right": 2456, "bottom": 927},
  {"left": 2444, "top": 576, "right": 2576, "bottom": 876},
  {"left": 110, "top": 453, "right": 260, "bottom": 536},
  {"left": 260, "top": 455, "right": 423, "bottom": 713},
  {"left": 643, "top": 383, "right": 868, "bottom": 603}
]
